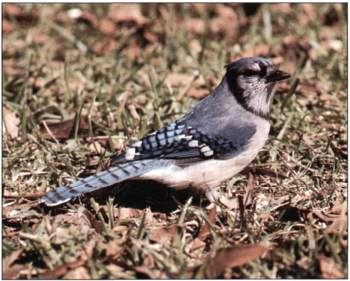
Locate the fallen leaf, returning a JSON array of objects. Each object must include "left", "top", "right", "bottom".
[
  {"left": 39, "top": 117, "right": 89, "bottom": 142},
  {"left": 41, "top": 260, "right": 86, "bottom": 279},
  {"left": 3, "top": 3, "right": 23, "bottom": 17},
  {"left": 197, "top": 207, "right": 216, "bottom": 241},
  {"left": 219, "top": 198, "right": 238, "bottom": 210},
  {"left": 187, "top": 238, "right": 206, "bottom": 255},
  {"left": 82, "top": 209, "right": 104, "bottom": 234},
  {"left": 188, "top": 244, "right": 268, "bottom": 278},
  {"left": 3, "top": 18, "right": 16, "bottom": 33},
  {"left": 3, "top": 106, "right": 20, "bottom": 140},
  {"left": 332, "top": 198, "right": 347, "bottom": 215},
  {"left": 242, "top": 44, "right": 270, "bottom": 58},
  {"left": 108, "top": 4, "right": 150, "bottom": 27},
  {"left": 100, "top": 18, "right": 115, "bottom": 35},
  {"left": 62, "top": 266, "right": 91, "bottom": 279},
  {"left": 297, "top": 130, "right": 315, "bottom": 146},
  {"left": 118, "top": 207, "right": 143, "bottom": 220},
  {"left": 102, "top": 239, "right": 124, "bottom": 257},
  {"left": 330, "top": 142, "right": 347, "bottom": 160},
  {"left": 2, "top": 249, "right": 23, "bottom": 269},
  {"left": 317, "top": 254, "right": 344, "bottom": 278},
  {"left": 209, "top": 4, "right": 239, "bottom": 45},
  {"left": 54, "top": 214, "right": 81, "bottom": 225},
  {"left": 149, "top": 224, "right": 182, "bottom": 243},
  {"left": 106, "top": 264, "right": 124, "bottom": 277},
  {"left": 166, "top": 73, "right": 196, "bottom": 87},
  {"left": 186, "top": 87, "right": 210, "bottom": 99},
  {"left": 3, "top": 264, "right": 27, "bottom": 280},
  {"left": 313, "top": 210, "right": 347, "bottom": 234},
  {"left": 34, "top": 77, "right": 47, "bottom": 88},
  {"left": 87, "top": 141, "right": 102, "bottom": 155},
  {"left": 187, "top": 18, "right": 205, "bottom": 35},
  {"left": 296, "top": 256, "right": 312, "bottom": 270},
  {"left": 303, "top": 3, "right": 317, "bottom": 20}
]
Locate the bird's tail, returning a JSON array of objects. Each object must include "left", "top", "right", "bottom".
[{"left": 40, "top": 159, "right": 169, "bottom": 207}]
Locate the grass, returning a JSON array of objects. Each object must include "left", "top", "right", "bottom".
[{"left": 2, "top": 3, "right": 347, "bottom": 279}]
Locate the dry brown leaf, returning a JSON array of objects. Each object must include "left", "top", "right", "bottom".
[
  {"left": 326, "top": 217, "right": 347, "bottom": 234},
  {"left": 296, "top": 130, "right": 315, "bottom": 146},
  {"left": 106, "top": 264, "right": 125, "bottom": 277},
  {"left": 63, "top": 266, "right": 91, "bottom": 279},
  {"left": 100, "top": 18, "right": 115, "bottom": 35},
  {"left": 186, "top": 87, "right": 210, "bottom": 99},
  {"left": 206, "top": 244, "right": 268, "bottom": 276},
  {"left": 303, "top": 3, "right": 317, "bottom": 21},
  {"left": 4, "top": 66, "right": 24, "bottom": 76},
  {"left": 3, "top": 264, "right": 27, "bottom": 280},
  {"left": 2, "top": 249, "right": 23, "bottom": 269},
  {"left": 3, "top": 3, "right": 24, "bottom": 17},
  {"left": 3, "top": 106, "right": 20, "bottom": 140},
  {"left": 219, "top": 197, "right": 238, "bottom": 210},
  {"left": 41, "top": 260, "right": 86, "bottom": 279},
  {"left": 82, "top": 209, "right": 104, "bottom": 234},
  {"left": 272, "top": 3, "right": 292, "bottom": 14},
  {"left": 283, "top": 35, "right": 298, "bottom": 47},
  {"left": 188, "top": 238, "right": 206, "bottom": 254},
  {"left": 187, "top": 18, "right": 205, "bottom": 35},
  {"left": 313, "top": 210, "right": 347, "bottom": 234},
  {"left": 112, "top": 225, "right": 128, "bottom": 237},
  {"left": 242, "top": 44, "right": 270, "bottom": 58},
  {"left": 332, "top": 198, "right": 347, "bottom": 215},
  {"left": 87, "top": 141, "right": 102, "bottom": 155},
  {"left": 54, "top": 214, "right": 81, "bottom": 225},
  {"left": 39, "top": 117, "right": 89, "bottom": 142},
  {"left": 34, "top": 77, "right": 46, "bottom": 88},
  {"left": 209, "top": 4, "right": 239, "bottom": 45},
  {"left": 296, "top": 256, "right": 312, "bottom": 270},
  {"left": 108, "top": 4, "right": 150, "bottom": 27},
  {"left": 189, "top": 244, "right": 268, "bottom": 278},
  {"left": 143, "top": 31, "right": 158, "bottom": 42},
  {"left": 197, "top": 206, "right": 216, "bottom": 240},
  {"left": 166, "top": 73, "right": 196, "bottom": 87},
  {"left": 317, "top": 254, "right": 344, "bottom": 279},
  {"left": 330, "top": 142, "right": 347, "bottom": 160},
  {"left": 149, "top": 224, "right": 182, "bottom": 243},
  {"left": 118, "top": 207, "right": 143, "bottom": 220},
  {"left": 101, "top": 240, "right": 124, "bottom": 257},
  {"left": 3, "top": 19, "right": 16, "bottom": 33}
]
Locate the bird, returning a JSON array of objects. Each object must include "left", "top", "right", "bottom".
[{"left": 41, "top": 57, "right": 291, "bottom": 207}]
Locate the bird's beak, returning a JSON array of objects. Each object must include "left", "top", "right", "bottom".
[{"left": 266, "top": 70, "right": 291, "bottom": 83}]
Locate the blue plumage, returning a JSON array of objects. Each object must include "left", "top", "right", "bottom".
[{"left": 41, "top": 57, "right": 291, "bottom": 207}]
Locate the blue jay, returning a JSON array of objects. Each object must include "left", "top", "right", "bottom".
[{"left": 41, "top": 57, "right": 291, "bottom": 207}]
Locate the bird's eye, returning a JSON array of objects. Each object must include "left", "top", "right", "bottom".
[{"left": 244, "top": 70, "right": 257, "bottom": 76}]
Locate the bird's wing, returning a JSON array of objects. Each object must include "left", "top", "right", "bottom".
[{"left": 111, "top": 121, "right": 250, "bottom": 165}]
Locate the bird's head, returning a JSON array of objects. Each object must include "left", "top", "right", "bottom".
[{"left": 225, "top": 57, "right": 291, "bottom": 120}]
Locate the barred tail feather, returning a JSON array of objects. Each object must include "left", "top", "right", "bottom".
[{"left": 41, "top": 159, "right": 170, "bottom": 207}]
